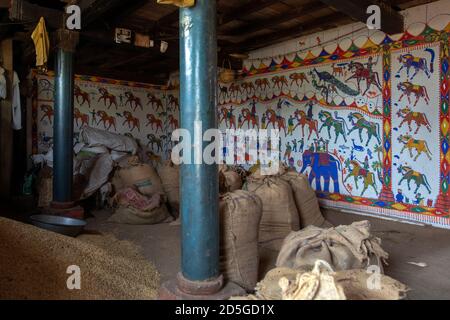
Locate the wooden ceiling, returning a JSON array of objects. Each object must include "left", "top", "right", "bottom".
[{"left": 1, "top": 0, "right": 439, "bottom": 84}]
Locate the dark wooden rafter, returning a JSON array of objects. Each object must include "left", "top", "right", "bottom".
[
  {"left": 219, "top": 0, "right": 279, "bottom": 25},
  {"left": 237, "top": 12, "right": 350, "bottom": 52},
  {"left": 318, "top": 0, "right": 405, "bottom": 34},
  {"left": 225, "top": 1, "right": 327, "bottom": 36}
]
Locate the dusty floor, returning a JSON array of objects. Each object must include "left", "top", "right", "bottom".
[{"left": 85, "top": 208, "right": 450, "bottom": 300}]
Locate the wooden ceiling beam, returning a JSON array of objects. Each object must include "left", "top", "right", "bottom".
[
  {"left": 225, "top": 1, "right": 327, "bottom": 36},
  {"left": 219, "top": 0, "right": 279, "bottom": 25},
  {"left": 236, "top": 12, "right": 349, "bottom": 52},
  {"left": 318, "top": 0, "right": 404, "bottom": 34}
]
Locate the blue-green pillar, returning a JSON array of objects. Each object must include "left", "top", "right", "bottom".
[
  {"left": 53, "top": 30, "right": 78, "bottom": 205},
  {"left": 178, "top": 0, "right": 221, "bottom": 293}
]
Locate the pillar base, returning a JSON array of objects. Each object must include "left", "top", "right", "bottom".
[
  {"left": 159, "top": 278, "right": 246, "bottom": 300},
  {"left": 379, "top": 186, "right": 394, "bottom": 202},
  {"left": 42, "top": 202, "right": 84, "bottom": 220}
]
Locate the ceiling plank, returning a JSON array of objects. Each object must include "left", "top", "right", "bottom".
[
  {"left": 225, "top": 1, "right": 327, "bottom": 36},
  {"left": 236, "top": 12, "right": 350, "bottom": 52},
  {"left": 318, "top": 0, "right": 404, "bottom": 34},
  {"left": 219, "top": 0, "right": 279, "bottom": 25}
]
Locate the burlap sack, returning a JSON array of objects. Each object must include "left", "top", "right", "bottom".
[
  {"left": 157, "top": 161, "right": 180, "bottom": 216},
  {"left": 244, "top": 174, "right": 300, "bottom": 250},
  {"left": 218, "top": 165, "right": 243, "bottom": 192},
  {"left": 276, "top": 221, "right": 388, "bottom": 272},
  {"left": 220, "top": 190, "right": 262, "bottom": 291},
  {"left": 280, "top": 170, "right": 329, "bottom": 228},
  {"left": 232, "top": 266, "right": 408, "bottom": 300},
  {"left": 117, "top": 163, "right": 163, "bottom": 196},
  {"left": 108, "top": 205, "right": 169, "bottom": 225}
]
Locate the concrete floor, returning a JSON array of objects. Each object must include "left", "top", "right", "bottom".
[{"left": 85, "top": 208, "right": 450, "bottom": 300}]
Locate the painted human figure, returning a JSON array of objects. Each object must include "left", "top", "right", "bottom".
[
  {"left": 414, "top": 193, "right": 425, "bottom": 206},
  {"left": 365, "top": 56, "right": 378, "bottom": 78},
  {"left": 238, "top": 114, "right": 243, "bottom": 128},
  {"left": 261, "top": 113, "right": 266, "bottom": 129},
  {"left": 306, "top": 101, "right": 314, "bottom": 120},
  {"left": 363, "top": 155, "right": 369, "bottom": 170},
  {"left": 250, "top": 99, "right": 257, "bottom": 117},
  {"left": 299, "top": 138, "right": 305, "bottom": 152},
  {"left": 284, "top": 142, "right": 292, "bottom": 160},
  {"left": 396, "top": 189, "right": 404, "bottom": 203},
  {"left": 288, "top": 115, "right": 295, "bottom": 135},
  {"left": 292, "top": 139, "right": 298, "bottom": 152}
]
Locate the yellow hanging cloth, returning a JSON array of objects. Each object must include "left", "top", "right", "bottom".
[
  {"left": 31, "top": 17, "right": 50, "bottom": 72},
  {"left": 157, "top": 0, "right": 195, "bottom": 8}
]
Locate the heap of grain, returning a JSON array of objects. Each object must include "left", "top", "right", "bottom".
[{"left": 0, "top": 217, "right": 159, "bottom": 300}]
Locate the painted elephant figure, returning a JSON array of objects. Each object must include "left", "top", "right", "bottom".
[{"left": 300, "top": 151, "right": 341, "bottom": 193}]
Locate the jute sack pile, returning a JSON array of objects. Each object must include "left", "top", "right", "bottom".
[
  {"left": 219, "top": 165, "right": 243, "bottom": 192},
  {"left": 231, "top": 264, "right": 408, "bottom": 300},
  {"left": 220, "top": 190, "right": 262, "bottom": 291},
  {"left": 109, "top": 187, "right": 169, "bottom": 225},
  {"left": 157, "top": 160, "right": 180, "bottom": 217},
  {"left": 276, "top": 220, "right": 388, "bottom": 271},
  {"left": 280, "top": 169, "right": 331, "bottom": 228},
  {"left": 244, "top": 169, "right": 300, "bottom": 250},
  {"left": 115, "top": 156, "right": 163, "bottom": 196}
]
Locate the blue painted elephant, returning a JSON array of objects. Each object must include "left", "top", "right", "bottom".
[{"left": 300, "top": 150, "right": 341, "bottom": 193}]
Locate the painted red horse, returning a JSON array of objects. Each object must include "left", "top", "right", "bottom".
[
  {"left": 293, "top": 110, "right": 319, "bottom": 139},
  {"left": 168, "top": 114, "right": 179, "bottom": 130},
  {"left": 96, "top": 111, "right": 116, "bottom": 130},
  {"left": 122, "top": 111, "right": 140, "bottom": 132},
  {"left": 240, "top": 108, "right": 259, "bottom": 129},
  {"left": 146, "top": 114, "right": 163, "bottom": 133},
  {"left": 98, "top": 88, "right": 118, "bottom": 109},
  {"left": 346, "top": 61, "right": 381, "bottom": 95},
  {"left": 124, "top": 91, "right": 143, "bottom": 111},
  {"left": 265, "top": 108, "right": 286, "bottom": 134},
  {"left": 74, "top": 85, "right": 91, "bottom": 108},
  {"left": 147, "top": 93, "right": 164, "bottom": 112},
  {"left": 74, "top": 108, "right": 89, "bottom": 127}
]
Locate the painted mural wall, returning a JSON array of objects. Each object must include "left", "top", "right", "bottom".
[{"left": 32, "top": 73, "right": 179, "bottom": 160}]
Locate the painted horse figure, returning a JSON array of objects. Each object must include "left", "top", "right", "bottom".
[
  {"left": 146, "top": 114, "right": 163, "bottom": 133},
  {"left": 96, "top": 111, "right": 116, "bottom": 130},
  {"left": 240, "top": 108, "right": 259, "bottom": 129},
  {"left": 74, "top": 108, "right": 89, "bottom": 127},
  {"left": 397, "top": 107, "right": 431, "bottom": 133},
  {"left": 124, "top": 91, "right": 143, "bottom": 111},
  {"left": 344, "top": 160, "right": 378, "bottom": 196},
  {"left": 265, "top": 109, "right": 286, "bottom": 134},
  {"left": 318, "top": 110, "right": 348, "bottom": 143},
  {"left": 147, "top": 134, "right": 163, "bottom": 153},
  {"left": 397, "top": 48, "right": 435, "bottom": 80},
  {"left": 218, "top": 107, "right": 236, "bottom": 129},
  {"left": 347, "top": 112, "right": 380, "bottom": 146},
  {"left": 168, "top": 114, "right": 179, "bottom": 130},
  {"left": 293, "top": 110, "right": 318, "bottom": 139},
  {"left": 346, "top": 61, "right": 382, "bottom": 95},
  {"left": 167, "top": 94, "right": 179, "bottom": 110},
  {"left": 397, "top": 82, "right": 430, "bottom": 106},
  {"left": 300, "top": 150, "right": 341, "bottom": 193},
  {"left": 241, "top": 81, "right": 256, "bottom": 96},
  {"left": 147, "top": 93, "right": 164, "bottom": 112},
  {"left": 398, "top": 134, "right": 432, "bottom": 161},
  {"left": 98, "top": 88, "right": 118, "bottom": 109},
  {"left": 74, "top": 85, "right": 91, "bottom": 108},
  {"left": 122, "top": 111, "right": 140, "bottom": 132},
  {"left": 397, "top": 164, "right": 431, "bottom": 194}
]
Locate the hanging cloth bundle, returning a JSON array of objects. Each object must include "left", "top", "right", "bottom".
[
  {"left": 157, "top": 0, "right": 195, "bottom": 7},
  {"left": 31, "top": 17, "right": 50, "bottom": 73}
]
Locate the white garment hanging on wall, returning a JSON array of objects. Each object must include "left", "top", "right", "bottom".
[
  {"left": 0, "top": 67, "right": 6, "bottom": 99},
  {"left": 12, "top": 71, "right": 21, "bottom": 130}
]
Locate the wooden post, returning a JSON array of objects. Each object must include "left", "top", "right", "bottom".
[{"left": 0, "top": 39, "right": 13, "bottom": 199}]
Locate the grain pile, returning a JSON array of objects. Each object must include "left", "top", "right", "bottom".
[{"left": 0, "top": 217, "right": 160, "bottom": 300}]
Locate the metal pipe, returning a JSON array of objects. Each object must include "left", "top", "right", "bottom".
[
  {"left": 53, "top": 48, "right": 74, "bottom": 203},
  {"left": 179, "top": 0, "right": 219, "bottom": 283}
]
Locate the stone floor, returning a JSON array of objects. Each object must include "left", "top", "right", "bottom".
[{"left": 84, "top": 208, "right": 450, "bottom": 300}]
